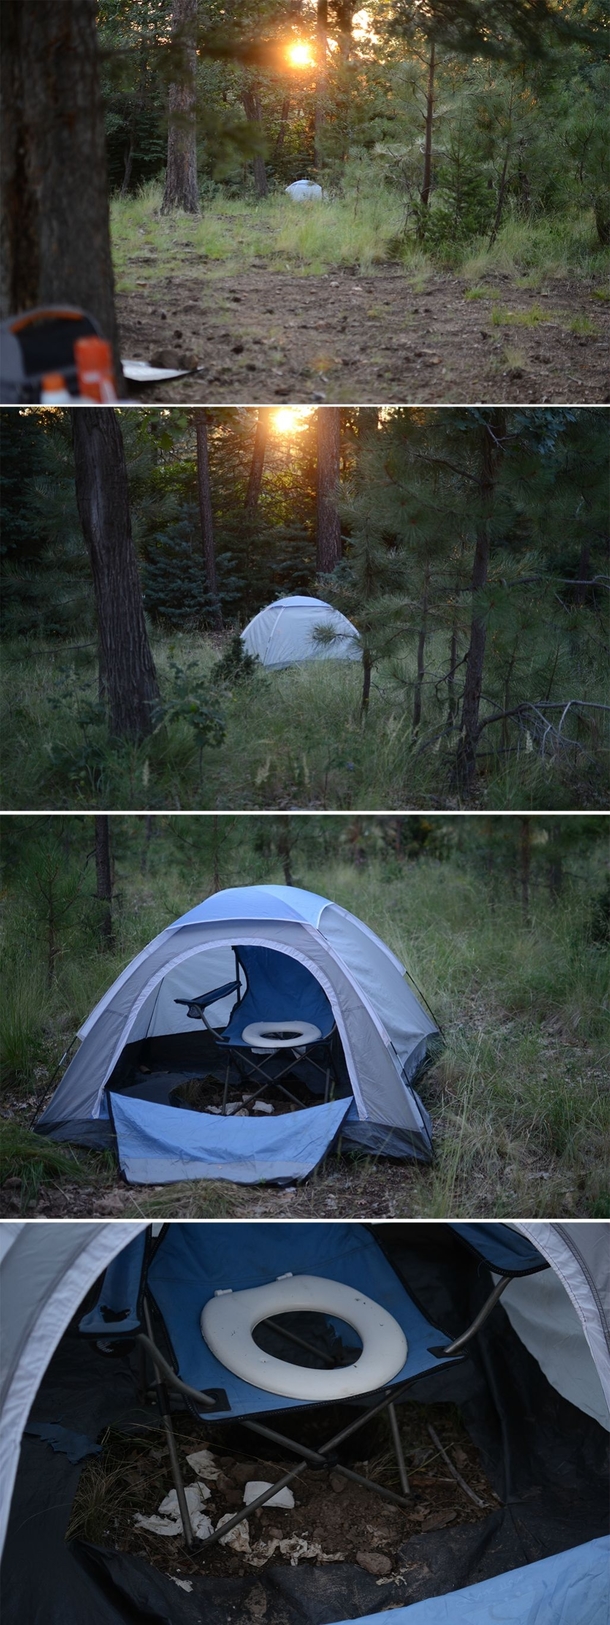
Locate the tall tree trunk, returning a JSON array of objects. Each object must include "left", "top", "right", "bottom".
[
  {"left": 315, "top": 0, "right": 328, "bottom": 170},
  {"left": 273, "top": 95, "right": 291, "bottom": 165},
  {"left": 446, "top": 618, "right": 458, "bottom": 731},
  {"left": 277, "top": 820, "right": 294, "bottom": 886},
  {"left": 140, "top": 813, "right": 154, "bottom": 874},
  {"left": 0, "top": 0, "right": 122, "bottom": 385},
  {"left": 335, "top": 0, "right": 356, "bottom": 58},
  {"left": 488, "top": 83, "right": 514, "bottom": 249},
  {"left": 455, "top": 411, "right": 505, "bottom": 792},
  {"left": 121, "top": 30, "right": 149, "bottom": 198},
  {"left": 520, "top": 816, "right": 531, "bottom": 925},
  {"left": 574, "top": 540, "right": 591, "bottom": 604},
  {"left": 245, "top": 407, "right": 271, "bottom": 510},
  {"left": 316, "top": 407, "right": 342, "bottom": 573},
  {"left": 241, "top": 85, "right": 268, "bottom": 198},
  {"left": 161, "top": 0, "right": 200, "bottom": 214},
  {"left": 357, "top": 406, "right": 379, "bottom": 438},
  {"left": 72, "top": 409, "right": 160, "bottom": 741},
  {"left": 412, "top": 566, "right": 430, "bottom": 737},
  {"left": 212, "top": 815, "right": 221, "bottom": 892},
  {"left": 361, "top": 643, "right": 372, "bottom": 718},
  {"left": 420, "top": 43, "right": 435, "bottom": 206},
  {"left": 195, "top": 409, "right": 223, "bottom": 629},
  {"left": 94, "top": 815, "right": 113, "bottom": 948}
]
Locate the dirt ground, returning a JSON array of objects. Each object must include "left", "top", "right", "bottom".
[
  {"left": 118, "top": 267, "right": 610, "bottom": 404},
  {"left": 71, "top": 1403, "right": 494, "bottom": 1588}
]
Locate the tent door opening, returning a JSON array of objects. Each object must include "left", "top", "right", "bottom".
[
  {"left": 105, "top": 944, "right": 352, "bottom": 1124},
  {"left": 104, "top": 943, "right": 359, "bottom": 1181}
]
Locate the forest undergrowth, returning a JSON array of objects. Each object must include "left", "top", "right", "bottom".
[
  {"left": 1, "top": 847, "right": 608, "bottom": 1221},
  {"left": 112, "top": 182, "right": 609, "bottom": 291},
  {"left": 2, "top": 632, "right": 607, "bottom": 813}
]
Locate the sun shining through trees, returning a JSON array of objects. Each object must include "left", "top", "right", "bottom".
[
  {"left": 286, "top": 41, "right": 314, "bottom": 68},
  {"left": 271, "top": 406, "right": 314, "bottom": 436}
]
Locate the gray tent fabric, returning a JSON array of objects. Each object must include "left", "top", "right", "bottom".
[
  {"left": 35, "top": 887, "right": 440, "bottom": 1172},
  {"left": 1, "top": 1221, "right": 608, "bottom": 1623}
]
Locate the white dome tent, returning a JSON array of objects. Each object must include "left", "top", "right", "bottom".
[
  {"left": 240, "top": 596, "right": 361, "bottom": 670},
  {"left": 285, "top": 179, "right": 323, "bottom": 201},
  {"left": 0, "top": 1221, "right": 608, "bottom": 1622},
  {"left": 34, "top": 885, "right": 439, "bottom": 1185}
]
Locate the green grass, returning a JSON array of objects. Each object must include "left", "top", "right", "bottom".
[
  {"left": 460, "top": 211, "right": 609, "bottom": 284},
  {"left": 0, "top": 1121, "right": 92, "bottom": 1211},
  {"left": 2, "top": 632, "right": 607, "bottom": 812},
  {"left": 1, "top": 848, "right": 608, "bottom": 1219},
  {"left": 110, "top": 182, "right": 609, "bottom": 288},
  {"left": 111, "top": 181, "right": 412, "bottom": 286}
]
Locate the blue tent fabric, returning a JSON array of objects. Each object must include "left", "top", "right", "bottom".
[
  {"left": 79, "top": 1232, "right": 147, "bottom": 1336},
  {"left": 173, "top": 886, "right": 328, "bottom": 929},
  {"left": 450, "top": 1224, "right": 548, "bottom": 1277},
  {"left": 221, "top": 946, "right": 334, "bottom": 1044},
  {"left": 329, "top": 1536, "right": 610, "bottom": 1625},
  {"left": 146, "top": 1222, "right": 460, "bottom": 1419},
  {"left": 110, "top": 1093, "right": 351, "bottom": 1184},
  {"left": 23, "top": 1423, "right": 102, "bottom": 1464}
]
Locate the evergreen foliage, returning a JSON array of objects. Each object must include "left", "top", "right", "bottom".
[{"left": 1, "top": 405, "right": 607, "bottom": 810}]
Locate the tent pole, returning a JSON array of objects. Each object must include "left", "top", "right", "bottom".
[
  {"left": 441, "top": 1276, "right": 509, "bottom": 1355},
  {"left": 142, "top": 1301, "right": 194, "bottom": 1550},
  {"left": 388, "top": 1402, "right": 410, "bottom": 1495}
]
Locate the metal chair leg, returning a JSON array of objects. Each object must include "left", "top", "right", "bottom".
[
  {"left": 142, "top": 1301, "right": 194, "bottom": 1550},
  {"left": 388, "top": 1401, "right": 410, "bottom": 1496}
]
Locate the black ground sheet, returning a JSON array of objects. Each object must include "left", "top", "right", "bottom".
[{"left": 2, "top": 1223, "right": 608, "bottom": 1624}]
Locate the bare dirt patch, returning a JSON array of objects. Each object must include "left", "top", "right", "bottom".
[
  {"left": 118, "top": 268, "right": 610, "bottom": 404},
  {"left": 70, "top": 1404, "right": 494, "bottom": 1588}
]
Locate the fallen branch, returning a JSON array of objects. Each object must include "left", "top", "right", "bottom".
[{"left": 426, "top": 1425, "right": 488, "bottom": 1508}]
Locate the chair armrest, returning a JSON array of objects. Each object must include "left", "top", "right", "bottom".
[{"left": 174, "top": 979, "right": 240, "bottom": 1013}]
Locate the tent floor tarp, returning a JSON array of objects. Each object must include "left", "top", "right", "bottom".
[
  {"left": 332, "top": 1537, "right": 610, "bottom": 1625},
  {"left": 2, "top": 1224, "right": 608, "bottom": 1625}
]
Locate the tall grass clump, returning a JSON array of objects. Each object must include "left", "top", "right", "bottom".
[
  {"left": 0, "top": 952, "right": 53, "bottom": 1086},
  {"left": 111, "top": 176, "right": 414, "bottom": 283},
  {"left": 1, "top": 630, "right": 605, "bottom": 812}
]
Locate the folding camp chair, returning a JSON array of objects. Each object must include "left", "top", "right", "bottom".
[
  {"left": 78, "top": 1223, "right": 548, "bottom": 1553},
  {"left": 174, "top": 945, "right": 341, "bottom": 1116}
]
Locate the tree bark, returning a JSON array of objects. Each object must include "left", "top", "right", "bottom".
[
  {"left": 245, "top": 407, "right": 271, "bottom": 510},
  {"left": 72, "top": 409, "right": 160, "bottom": 741},
  {"left": 335, "top": 0, "right": 356, "bottom": 58},
  {"left": 277, "top": 820, "right": 294, "bottom": 886},
  {"left": 420, "top": 43, "right": 435, "bottom": 206},
  {"left": 273, "top": 95, "right": 292, "bottom": 166},
  {"left": 241, "top": 85, "right": 268, "bottom": 198},
  {"left": 574, "top": 540, "right": 591, "bottom": 605},
  {"left": 357, "top": 406, "right": 380, "bottom": 439},
  {"left": 0, "top": 0, "right": 122, "bottom": 384},
  {"left": 94, "top": 814, "right": 114, "bottom": 948},
  {"left": 361, "top": 644, "right": 372, "bottom": 718},
  {"left": 412, "top": 566, "right": 430, "bottom": 737},
  {"left": 161, "top": 0, "right": 200, "bottom": 214},
  {"left": 455, "top": 411, "right": 505, "bottom": 792},
  {"left": 446, "top": 618, "right": 459, "bottom": 731},
  {"left": 195, "top": 409, "right": 223, "bottom": 628},
  {"left": 315, "top": 0, "right": 328, "bottom": 170},
  {"left": 316, "top": 407, "right": 342, "bottom": 574},
  {"left": 520, "top": 816, "right": 531, "bottom": 925}
]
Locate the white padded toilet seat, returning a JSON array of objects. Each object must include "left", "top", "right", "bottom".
[
  {"left": 200, "top": 1274, "right": 408, "bottom": 1401},
  {"left": 241, "top": 1020, "right": 322, "bottom": 1052}
]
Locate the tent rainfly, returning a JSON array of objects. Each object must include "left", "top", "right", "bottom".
[
  {"left": 240, "top": 596, "right": 361, "bottom": 669},
  {"left": 0, "top": 1220, "right": 608, "bottom": 1622},
  {"left": 34, "top": 885, "right": 440, "bottom": 1185}
]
